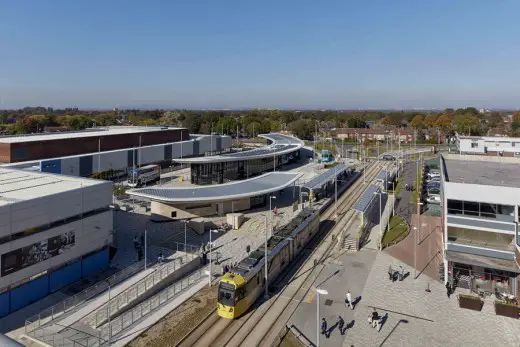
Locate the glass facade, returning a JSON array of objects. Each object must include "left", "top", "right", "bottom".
[{"left": 190, "top": 150, "right": 300, "bottom": 185}]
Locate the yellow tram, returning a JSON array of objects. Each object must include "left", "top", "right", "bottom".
[{"left": 217, "top": 209, "right": 320, "bottom": 319}]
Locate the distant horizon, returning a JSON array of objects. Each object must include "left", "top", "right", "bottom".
[{"left": 1, "top": 105, "right": 519, "bottom": 112}]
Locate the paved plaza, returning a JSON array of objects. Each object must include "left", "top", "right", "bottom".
[{"left": 290, "top": 249, "right": 520, "bottom": 347}]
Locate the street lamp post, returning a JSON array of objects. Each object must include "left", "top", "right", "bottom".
[
  {"left": 269, "top": 196, "right": 276, "bottom": 238},
  {"left": 414, "top": 202, "right": 424, "bottom": 279},
  {"left": 374, "top": 191, "right": 382, "bottom": 251},
  {"left": 334, "top": 167, "right": 339, "bottom": 218},
  {"left": 106, "top": 280, "right": 112, "bottom": 345},
  {"left": 263, "top": 214, "right": 269, "bottom": 299},
  {"left": 144, "top": 228, "right": 148, "bottom": 270},
  {"left": 316, "top": 288, "right": 328, "bottom": 347},
  {"left": 208, "top": 229, "right": 219, "bottom": 287}
]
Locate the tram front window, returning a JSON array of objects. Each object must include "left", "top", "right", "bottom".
[{"left": 218, "top": 283, "right": 235, "bottom": 306}]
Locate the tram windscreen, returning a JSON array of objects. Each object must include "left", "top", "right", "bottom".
[{"left": 218, "top": 282, "right": 235, "bottom": 306}]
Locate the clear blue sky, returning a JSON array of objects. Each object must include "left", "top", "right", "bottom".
[{"left": 1, "top": 0, "right": 519, "bottom": 110}]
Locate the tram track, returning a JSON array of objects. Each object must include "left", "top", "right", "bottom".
[{"left": 177, "top": 162, "right": 383, "bottom": 347}]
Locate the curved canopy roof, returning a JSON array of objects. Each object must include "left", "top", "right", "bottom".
[
  {"left": 173, "top": 133, "right": 304, "bottom": 164},
  {"left": 128, "top": 172, "right": 303, "bottom": 203}
]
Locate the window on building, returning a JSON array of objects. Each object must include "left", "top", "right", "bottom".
[
  {"left": 471, "top": 142, "right": 478, "bottom": 148},
  {"left": 447, "top": 199, "right": 515, "bottom": 222}
]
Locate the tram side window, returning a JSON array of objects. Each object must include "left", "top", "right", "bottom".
[{"left": 236, "top": 287, "right": 247, "bottom": 301}]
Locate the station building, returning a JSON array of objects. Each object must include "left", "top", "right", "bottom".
[
  {"left": 174, "top": 133, "right": 304, "bottom": 185},
  {"left": 128, "top": 172, "right": 303, "bottom": 220},
  {"left": 441, "top": 154, "right": 520, "bottom": 298},
  {"left": 456, "top": 134, "right": 520, "bottom": 157},
  {"left": 0, "top": 168, "right": 113, "bottom": 317}
]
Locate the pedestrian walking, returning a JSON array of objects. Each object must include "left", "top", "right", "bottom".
[
  {"left": 446, "top": 282, "right": 452, "bottom": 298},
  {"left": 157, "top": 252, "right": 164, "bottom": 263},
  {"left": 337, "top": 316, "right": 345, "bottom": 335},
  {"left": 321, "top": 318, "right": 327, "bottom": 335},
  {"left": 133, "top": 236, "right": 139, "bottom": 250},
  {"left": 345, "top": 290, "right": 353, "bottom": 310}
]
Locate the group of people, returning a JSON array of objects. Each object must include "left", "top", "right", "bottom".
[
  {"left": 388, "top": 265, "right": 406, "bottom": 282},
  {"left": 321, "top": 316, "right": 350, "bottom": 337},
  {"left": 404, "top": 184, "right": 414, "bottom": 192},
  {"left": 367, "top": 309, "right": 386, "bottom": 332},
  {"left": 320, "top": 291, "right": 356, "bottom": 338}
]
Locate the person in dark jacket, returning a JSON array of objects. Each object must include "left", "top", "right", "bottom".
[{"left": 321, "top": 318, "right": 327, "bottom": 335}]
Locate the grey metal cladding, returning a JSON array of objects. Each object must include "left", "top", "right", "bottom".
[
  {"left": 193, "top": 141, "right": 199, "bottom": 155},
  {"left": 447, "top": 215, "right": 516, "bottom": 232},
  {"left": 164, "top": 145, "right": 172, "bottom": 161},
  {"left": 130, "top": 172, "right": 300, "bottom": 202},
  {"left": 352, "top": 184, "right": 380, "bottom": 212},
  {"left": 302, "top": 164, "right": 347, "bottom": 190},
  {"left": 446, "top": 243, "right": 515, "bottom": 261},
  {"left": 79, "top": 155, "right": 93, "bottom": 177}
]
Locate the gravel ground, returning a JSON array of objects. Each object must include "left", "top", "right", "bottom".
[{"left": 128, "top": 285, "right": 217, "bottom": 347}]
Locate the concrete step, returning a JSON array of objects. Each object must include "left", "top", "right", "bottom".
[{"left": 343, "top": 237, "right": 357, "bottom": 251}]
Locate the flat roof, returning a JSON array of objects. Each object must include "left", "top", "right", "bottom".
[
  {"left": 0, "top": 168, "right": 103, "bottom": 206},
  {"left": 302, "top": 164, "right": 347, "bottom": 191},
  {"left": 174, "top": 133, "right": 304, "bottom": 164},
  {"left": 458, "top": 135, "right": 520, "bottom": 142},
  {"left": 0, "top": 126, "right": 184, "bottom": 144},
  {"left": 128, "top": 172, "right": 302, "bottom": 203},
  {"left": 443, "top": 158, "right": 520, "bottom": 188}
]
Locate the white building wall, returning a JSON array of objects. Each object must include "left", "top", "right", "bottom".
[
  {"left": 0, "top": 210, "right": 113, "bottom": 288},
  {"left": 0, "top": 181, "right": 112, "bottom": 237},
  {"left": 458, "top": 138, "right": 485, "bottom": 153},
  {"left": 96, "top": 151, "right": 128, "bottom": 172}
]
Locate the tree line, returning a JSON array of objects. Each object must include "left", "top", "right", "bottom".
[{"left": 1, "top": 107, "right": 518, "bottom": 140}]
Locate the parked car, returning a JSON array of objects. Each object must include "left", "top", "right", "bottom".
[
  {"left": 427, "top": 188, "right": 441, "bottom": 195},
  {"left": 426, "top": 195, "right": 441, "bottom": 204},
  {"left": 427, "top": 172, "right": 440, "bottom": 179},
  {"left": 383, "top": 154, "right": 396, "bottom": 161}
]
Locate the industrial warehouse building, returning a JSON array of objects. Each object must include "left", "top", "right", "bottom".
[
  {"left": 1, "top": 129, "right": 231, "bottom": 179},
  {"left": 0, "top": 168, "right": 113, "bottom": 317},
  {"left": 0, "top": 126, "right": 190, "bottom": 163},
  {"left": 441, "top": 154, "right": 520, "bottom": 298}
]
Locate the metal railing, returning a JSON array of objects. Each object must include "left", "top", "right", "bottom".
[
  {"left": 28, "top": 323, "right": 107, "bottom": 347},
  {"left": 90, "top": 250, "right": 197, "bottom": 328},
  {"left": 99, "top": 265, "right": 208, "bottom": 341},
  {"left": 25, "top": 260, "right": 146, "bottom": 335}
]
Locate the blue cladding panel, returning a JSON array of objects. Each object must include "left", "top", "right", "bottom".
[
  {"left": 79, "top": 156, "right": 93, "bottom": 177},
  {"left": 82, "top": 248, "right": 109, "bottom": 277},
  {"left": 10, "top": 275, "right": 49, "bottom": 311},
  {"left": 49, "top": 261, "right": 81, "bottom": 293},
  {"left": 353, "top": 185, "right": 381, "bottom": 213},
  {"left": 0, "top": 292, "right": 9, "bottom": 317},
  {"left": 40, "top": 159, "right": 62, "bottom": 174}
]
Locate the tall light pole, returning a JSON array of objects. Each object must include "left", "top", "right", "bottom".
[
  {"left": 316, "top": 288, "right": 328, "bottom": 347},
  {"left": 208, "top": 229, "right": 219, "bottom": 287},
  {"left": 106, "top": 280, "right": 112, "bottom": 345},
  {"left": 263, "top": 214, "right": 269, "bottom": 299},
  {"left": 334, "top": 167, "right": 338, "bottom": 218},
  {"left": 269, "top": 196, "right": 276, "bottom": 238},
  {"left": 414, "top": 202, "right": 424, "bottom": 279},
  {"left": 374, "top": 191, "right": 382, "bottom": 251},
  {"left": 144, "top": 227, "right": 148, "bottom": 270}
]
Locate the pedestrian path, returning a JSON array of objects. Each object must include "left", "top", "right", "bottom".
[{"left": 345, "top": 251, "right": 520, "bottom": 347}]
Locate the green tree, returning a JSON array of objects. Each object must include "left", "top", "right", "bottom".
[
  {"left": 435, "top": 114, "right": 453, "bottom": 133},
  {"left": 423, "top": 114, "right": 439, "bottom": 128},
  {"left": 288, "top": 119, "right": 314, "bottom": 139},
  {"left": 410, "top": 115, "right": 425, "bottom": 129},
  {"left": 346, "top": 117, "right": 367, "bottom": 128}
]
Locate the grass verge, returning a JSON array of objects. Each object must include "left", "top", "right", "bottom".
[{"left": 382, "top": 215, "right": 409, "bottom": 247}]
